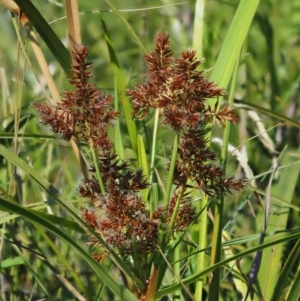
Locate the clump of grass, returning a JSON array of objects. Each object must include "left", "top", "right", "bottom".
[{"left": 34, "top": 32, "right": 244, "bottom": 300}]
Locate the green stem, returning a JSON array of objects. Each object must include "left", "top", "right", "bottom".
[
  {"left": 208, "top": 200, "right": 223, "bottom": 301},
  {"left": 149, "top": 108, "right": 160, "bottom": 185},
  {"left": 208, "top": 58, "right": 239, "bottom": 301},
  {"left": 159, "top": 132, "right": 179, "bottom": 248},
  {"left": 163, "top": 132, "right": 179, "bottom": 207},
  {"left": 166, "top": 186, "right": 184, "bottom": 242},
  {"left": 91, "top": 148, "right": 105, "bottom": 195},
  {"left": 149, "top": 108, "right": 160, "bottom": 217},
  {"left": 173, "top": 239, "right": 181, "bottom": 300},
  {"left": 195, "top": 193, "right": 208, "bottom": 301}
]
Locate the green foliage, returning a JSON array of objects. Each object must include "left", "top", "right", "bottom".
[{"left": 0, "top": 0, "right": 300, "bottom": 301}]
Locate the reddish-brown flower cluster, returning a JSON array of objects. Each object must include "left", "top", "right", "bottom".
[
  {"left": 34, "top": 45, "right": 161, "bottom": 258},
  {"left": 79, "top": 153, "right": 159, "bottom": 255},
  {"left": 34, "top": 35, "right": 244, "bottom": 262},
  {"left": 34, "top": 45, "right": 118, "bottom": 150},
  {"left": 152, "top": 193, "right": 196, "bottom": 233},
  {"left": 126, "top": 32, "right": 238, "bottom": 131},
  {"left": 127, "top": 32, "right": 245, "bottom": 216}
]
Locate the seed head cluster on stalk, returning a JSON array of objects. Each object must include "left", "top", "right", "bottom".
[
  {"left": 34, "top": 32, "right": 244, "bottom": 290},
  {"left": 127, "top": 32, "right": 244, "bottom": 228}
]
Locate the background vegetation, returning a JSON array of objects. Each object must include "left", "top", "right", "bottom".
[{"left": 0, "top": 0, "right": 299, "bottom": 300}]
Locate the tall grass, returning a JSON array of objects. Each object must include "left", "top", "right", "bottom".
[{"left": 0, "top": 1, "right": 300, "bottom": 301}]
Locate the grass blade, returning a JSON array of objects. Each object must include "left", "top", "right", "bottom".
[
  {"left": 209, "top": 0, "right": 260, "bottom": 107},
  {"left": 13, "top": 0, "right": 71, "bottom": 73},
  {"left": 271, "top": 238, "right": 300, "bottom": 301},
  {"left": 0, "top": 196, "right": 139, "bottom": 301},
  {"left": 156, "top": 228, "right": 300, "bottom": 299},
  {"left": 13, "top": 245, "right": 51, "bottom": 297},
  {"left": 258, "top": 152, "right": 300, "bottom": 300},
  {"left": 137, "top": 134, "right": 149, "bottom": 202},
  {"left": 286, "top": 264, "right": 300, "bottom": 301},
  {"left": 205, "top": 1, "right": 260, "bottom": 299}
]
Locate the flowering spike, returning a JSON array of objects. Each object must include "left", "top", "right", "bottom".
[
  {"left": 34, "top": 45, "right": 118, "bottom": 150},
  {"left": 127, "top": 32, "right": 245, "bottom": 204},
  {"left": 34, "top": 35, "right": 245, "bottom": 288}
]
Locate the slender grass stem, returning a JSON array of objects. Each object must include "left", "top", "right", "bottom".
[
  {"left": 166, "top": 186, "right": 184, "bottom": 242},
  {"left": 91, "top": 148, "right": 105, "bottom": 195},
  {"left": 208, "top": 200, "right": 223, "bottom": 301},
  {"left": 163, "top": 132, "right": 179, "bottom": 207},
  {"left": 149, "top": 108, "right": 160, "bottom": 185},
  {"left": 209, "top": 58, "right": 239, "bottom": 301},
  {"left": 195, "top": 193, "right": 208, "bottom": 301}
]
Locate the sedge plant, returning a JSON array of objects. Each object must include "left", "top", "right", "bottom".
[{"left": 33, "top": 32, "right": 245, "bottom": 300}]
